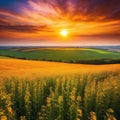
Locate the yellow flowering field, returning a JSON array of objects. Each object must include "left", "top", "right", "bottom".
[
  {"left": 0, "top": 58, "right": 120, "bottom": 79},
  {"left": 0, "top": 58, "right": 120, "bottom": 120}
]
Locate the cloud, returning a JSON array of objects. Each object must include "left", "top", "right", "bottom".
[
  {"left": 0, "top": 0, "right": 120, "bottom": 43},
  {"left": 0, "top": 24, "right": 51, "bottom": 33}
]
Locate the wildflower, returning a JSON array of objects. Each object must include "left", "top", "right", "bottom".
[
  {"left": 46, "top": 97, "right": 51, "bottom": 106},
  {"left": 41, "top": 105, "right": 46, "bottom": 112},
  {"left": 0, "top": 110, "right": 4, "bottom": 116},
  {"left": 76, "top": 118, "right": 80, "bottom": 120},
  {"left": 77, "top": 96, "right": 81, "bottom": 102},
  {"left": 77, "top": 109, "right": 82, "bottom": 117},
  {"left": 106, "top": 108, "right": 114, "bottom": 114},
  {"left": 70, "top": 95, "right": 75, "bottom": 101},
  {"left": 71, "top": 88, "right": 76, "bottom": 95},
  {"left": 104, "top": 108, "right": 117, "bottom": 120},
  {"left": 89, "top": 112, "right": 97, "bottom": 120},
  {"left": 46, "top": 97, "right": 51, "bottom": 104},
  {"left": 7, "top": 107, "right": 12, "bottom": 114},
  {"left": 58, "top": 96, "right": 63, "bottom": 104},
  {"left": 20, "top": 116, "right": 26, "bottom": 120},
  {"left": 1, "top": 116, "right": 7, "bottom": 120}
]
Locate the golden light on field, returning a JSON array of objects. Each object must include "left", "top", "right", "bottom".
[
  {"left": 0, "top": 58, "right": 120, "bottom": 79},
  {"left": 60, "top": 30, "right": 68, "bottom": 37}
]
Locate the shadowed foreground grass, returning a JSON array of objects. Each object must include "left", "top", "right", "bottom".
[{"left": 0, "top": 72, "right": 120, "bottom": 120}]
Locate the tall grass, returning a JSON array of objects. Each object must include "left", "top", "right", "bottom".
[{"left": 0, "top": 72, "right": 120, "bottom": 120}]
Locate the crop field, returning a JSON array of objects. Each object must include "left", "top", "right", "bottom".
[
  {"left": 0, "top": 58, "right": 120, "bottom": 78},
  {"left": 0, "top": 47, "right": 120, "bottom": 64},
  {"left": 0, "top": 47, "right": 120, "bottom": 120},
  {"left": 0, "top": 57, "right": 120, "bottom": 120},
  {"left": 0, "top": 70, "right": 120, "bottom": 120}
]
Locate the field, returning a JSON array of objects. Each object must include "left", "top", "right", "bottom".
[
  {"left": 1, "top": 72, "right": 120, "bottom": 120},
  {"left": 0, "top": 57, "right": 120, "bottom": 120},
  {"left": 0, "top": 47, "right": 120, "bottom": 120},
  {"left": 0, "top": 47, "right": 120, "bottom": 64},
  {"left": 0, "top": 58, "right": 120, "bottom": 78}
]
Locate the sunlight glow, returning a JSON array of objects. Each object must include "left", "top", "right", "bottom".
[{"left": 60, "top": 30, "right": 68, "bottom": 37}]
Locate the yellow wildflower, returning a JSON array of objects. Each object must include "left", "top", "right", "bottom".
[
  {"left": 70, "top": 95, "right": 75, "bottom": 101},
  {"left": 1, "top": 116, "right": 7, "bottom": 120},
  {"left": 58, "top": 96, "right": 63, "bottom": 104},
  {"left": 47, "top": 97, "right": 51, "bottom": 104},
  {"left": 20, "top": 116, "right": 26, "bottom": 120},
  {"left": 7, "top": 107, "right": 12, "bottom": 114},
  {"left": 77, "top": 109, "right": 82, "bottom": 117},
  {"left": 77, "top": 96, "right": 81, "bottom": 101}
]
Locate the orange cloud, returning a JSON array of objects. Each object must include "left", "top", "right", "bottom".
[{"left": 0, "top": 0, "right": 120, "bottom": 45}]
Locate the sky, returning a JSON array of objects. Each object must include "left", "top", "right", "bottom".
[{"left": 0, "top": 0, "right": 120, "bottom": 46}]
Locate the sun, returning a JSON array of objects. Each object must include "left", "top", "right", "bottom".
[{"left": 60, "top": 29, "right": 68, "bottom": 37}]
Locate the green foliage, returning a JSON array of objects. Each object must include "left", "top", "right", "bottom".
[{"left": 0, "top": 72, "right": 120, "bottom": 120}]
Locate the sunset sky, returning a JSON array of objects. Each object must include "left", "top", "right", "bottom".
[{"left": 0, "top": 0, "right": 120, "bottom": 46}]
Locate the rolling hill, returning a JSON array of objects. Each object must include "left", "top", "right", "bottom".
[{"left": 0, "top": 47, "right": 120, "bottom": 64}]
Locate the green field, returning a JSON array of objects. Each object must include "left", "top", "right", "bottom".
[
  {"left": 0, "top": 48, "right": 120, "bottom": 64},
  {"left": 0, "top": 56, "right": 12, "bottom": 59}
]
